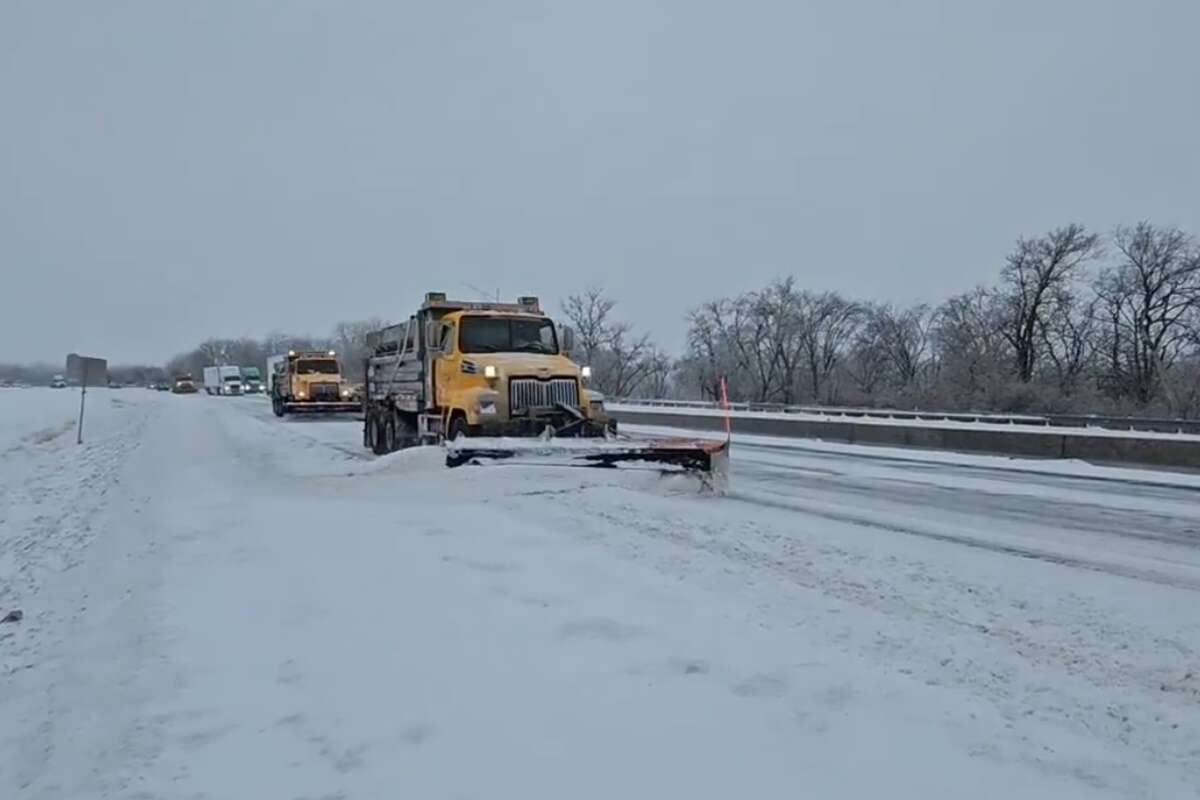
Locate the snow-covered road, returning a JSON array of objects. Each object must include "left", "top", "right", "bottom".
[{"left": 2, "top": 389, "right": 1197, "bottom": 798}]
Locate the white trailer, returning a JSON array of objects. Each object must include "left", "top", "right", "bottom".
[{"left": 203, "top": 366, "right": 244, "bottom": 396}]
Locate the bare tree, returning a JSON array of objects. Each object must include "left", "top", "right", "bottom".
[
  {"left": 1095, "top": 222, "right": 1200, "bottom": 404},
  {"left": 332, "top": 318, "right": 390, "bottom": 379},
  {"left": 742, "top": 279, "right": 801, "bottom": 402},
  {"left": 795, "top": 291, "right": 863, "bottom": 403},
  {"left": 1039, "top": 295, "right": 1099, "bottom": 396},
  {"left": 879, "top": 303, "right": 932, "bottom": 388},
  {"left": 561, "top": 287, "right": 617, "bottom": 367},
  {"left": 931, "top": 288, "right": 1010, "bottom": 408},
  {"left": 1161, "top": 355, "right": 1200, "bottom": 419},
  {"left": 197, "top": 339, "right": 231, "bottom": 367},
  {"left": 687, "top": 294, "right": 784, "bottom": 402},
  {"left": 600, "top": 323, "right": 655, "bottom": 397},
  {"left": 642, "top": 347, "right": 675, "bottom": 399},
  {"left": 684, "top": 300, "right": 740, "bottom": 400},
  {"left": 846, "top": 304, "right": 892, "bottom": 401},
  {"left": 998, "top": 224, "right": 1101, "bottom": 383},
  {"left": 561, "top": 288, "right": 659, "bottom": 397}
]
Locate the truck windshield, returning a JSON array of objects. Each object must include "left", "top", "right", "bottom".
[
  {"left": 223, "top": 376, "right": 240, "bottom": 382},
  {"left": 296, "top": 360, "right": 339, "bottom": 375},
  {"left": 460, "top": 317, "right": 558, "bottom": 354}
]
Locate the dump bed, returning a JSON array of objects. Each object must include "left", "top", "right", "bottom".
[{"left": 365, "top": 318, "right": 425, "bottom": 412}]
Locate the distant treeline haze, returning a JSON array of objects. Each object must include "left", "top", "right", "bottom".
[{"left": 10, "top": 221, "right": 1195, "bottom": 418}]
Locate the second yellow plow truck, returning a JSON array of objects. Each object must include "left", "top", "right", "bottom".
[
  {"left": 268, "top": 350, "right": 358, "bottom": 416},
  {"left": 362, "top": 292, "right": 728, "bottom": 480}
]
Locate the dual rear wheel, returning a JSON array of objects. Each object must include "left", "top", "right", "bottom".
[{"left": 368, "top": 410, "right": 417, "bottom": 455}]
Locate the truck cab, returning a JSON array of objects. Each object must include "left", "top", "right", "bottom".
[
  {"left": 429, "top": 307, "right": 607, "bottom": 438},
  {"left": 204, "top": 365, "right": 244, "bottom": 395},
  {"left": 240, "top": 366, "right": 263, "bottom": 393}
]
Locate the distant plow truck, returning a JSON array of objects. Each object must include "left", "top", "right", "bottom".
[
  {"left": 268, "top": 350, "right": 358, "bottom": 416},
  {"left": 363, "top": 292, "right": 728, "bottom": 479}
]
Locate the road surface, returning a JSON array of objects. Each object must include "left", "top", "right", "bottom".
[{"left": 1, "top": 389, "right": 1197, "bottom": 799}]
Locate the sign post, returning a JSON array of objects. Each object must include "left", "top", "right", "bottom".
[{"left": 66, "top": 354, "right": 107, "bottom": 445}]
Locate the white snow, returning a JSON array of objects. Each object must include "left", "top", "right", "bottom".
[
  {"left": 0, "top": 387, "right": 151, "bottom": 675},
  {"left": 2, "top": 389, "right": 1198, "bottom": 798},
  {"left": 612, "top": 402, "right": 1200, "bottom": 442}
]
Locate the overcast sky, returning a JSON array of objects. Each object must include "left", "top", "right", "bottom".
[{"left": 3, "top": 0, "right": 1198, "bottom": 365}]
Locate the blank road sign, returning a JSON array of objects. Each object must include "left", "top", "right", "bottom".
[{"left": 66, "top": 353, "right": 107, "bottom": 386}]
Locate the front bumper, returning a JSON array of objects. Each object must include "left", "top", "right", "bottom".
[
  {"left": 284, "top": 400, "right": 360, "bottom": 413},
  {"left": 475, "top": 411, "right": 615, "bottom": 438}
]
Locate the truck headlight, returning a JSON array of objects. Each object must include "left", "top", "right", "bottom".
[
  {"left": 581, "top": 366, "right": 592, "bottom": 379},
  {"left": 484, "top": 364, "right": 497, "bottom": 379},
  {"left": 297, "top": 391, "right": 306, "bottom": 399},
  {"left": 342, "top": 389, "right": 351, "bottom": 398}
]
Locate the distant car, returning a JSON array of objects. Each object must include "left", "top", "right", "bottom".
[
  {"left": 109, "top": 381, "right": 124, "bottom": 389},
  {"left": 50, "top": 375, "right": 68, "bottom": 388},
  {"left": 155, "top": 382, "right": 170, "bottom": 391}
]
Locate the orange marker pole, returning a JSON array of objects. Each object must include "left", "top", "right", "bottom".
[{"left": 720, "top": 377, "right": 732, "bottom": 442}]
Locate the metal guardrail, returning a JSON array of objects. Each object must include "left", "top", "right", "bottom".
[{"left": 611, "top": 398, "right": 1200, "bottom": 436}]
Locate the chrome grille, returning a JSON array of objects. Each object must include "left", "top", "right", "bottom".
[
  {"left": 311, "top": 382, "right": 340, "bottom": 401},
  {"left": 509, "top": 377, "right": 579, "bottom": 412}
]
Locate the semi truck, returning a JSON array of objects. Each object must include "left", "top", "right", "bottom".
[
  {"left": 203, "top": 365, "right": 243, "bottom": 395},
  {"left": 268, "top": 350, "right": 357, "bottom": 416},
  {"left": 361, "top": 292, "right": 727, "bottom": 478},
  {"left": 240, "top": 366, "right": 264, "bottom": 393}
]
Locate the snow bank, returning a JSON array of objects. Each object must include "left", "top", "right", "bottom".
[{"left": 0, "top": 388, "right": 164, "bottom": 675}]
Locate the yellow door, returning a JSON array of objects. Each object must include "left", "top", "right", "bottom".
[{"left": 433, "top": 321, "right": 459, "bottom": 412}]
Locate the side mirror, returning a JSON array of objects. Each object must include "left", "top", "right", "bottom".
[{"left": 561, "top": 326, "right": 575, "bottom": 355}]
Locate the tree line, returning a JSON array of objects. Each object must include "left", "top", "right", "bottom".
[
  {"left": 664, "top": 221, "right": 1200, "bottom": 417},
  {"left": 29, "top": 219, "right": 1196, "bottom": 418},
  {"left": 164, "top": 318, "right": 389, "bottom": 383}
]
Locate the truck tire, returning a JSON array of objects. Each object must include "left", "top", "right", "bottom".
[
  {"left": 369, "top": 414, "right": 389, "bottom": 456},
  {"left": 383, "top": 415, "right": 397, "bottom": 453},
  {"left": 272, "top": 396, "right": 285, "bottom": 417},
  {"left": 447, "top": 413, "right": 470, "bottom": 441}
]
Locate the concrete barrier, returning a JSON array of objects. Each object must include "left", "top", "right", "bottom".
[{"left": 612, "top": 408, "right": 1200, "bottom": 470}]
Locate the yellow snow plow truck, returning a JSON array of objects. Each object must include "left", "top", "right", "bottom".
[
  {"left": 269, "top": 350, "right": 358, "bottom": 416},
  {"left": 362, "top": 293, "right": 728, "bottom": 480}
]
